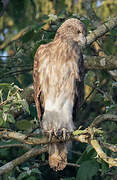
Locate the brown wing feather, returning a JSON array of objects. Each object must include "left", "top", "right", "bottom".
[
  {"left": 33, "top": 46, "right": 44, "bottom": 122},
  {"left": 73, "top": 53, "right": 85, "bottom": 126},
  {"left": 33, "top": 43, "right": 52, "bottom": 122}
]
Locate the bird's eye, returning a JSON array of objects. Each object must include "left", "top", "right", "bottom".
[{"left": 77, "top": 30, "right": 80, "bottom": 34}]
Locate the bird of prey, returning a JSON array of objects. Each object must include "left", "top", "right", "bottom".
[{"left": 33, "top": 18, "right": 87, "bottom": 171}]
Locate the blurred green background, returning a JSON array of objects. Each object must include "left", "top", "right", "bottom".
[{"left": 0, "top": 0, "right": 117, "bottom": 179}]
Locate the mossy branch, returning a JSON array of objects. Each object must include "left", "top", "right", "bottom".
[
  {"left": 86, "top": 16, "right": 117, "bottom": 46},
  {"left": 0, "top": 114, "right": 117, "bottom": 175}
]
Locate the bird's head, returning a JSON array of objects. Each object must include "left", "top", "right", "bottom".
[{"left": 54, "top": 18, "right": 87, "bottom": 46}]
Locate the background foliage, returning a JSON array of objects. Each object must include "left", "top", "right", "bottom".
[{"left": 0, "top": 0, "right": 117, "bottom": 179}]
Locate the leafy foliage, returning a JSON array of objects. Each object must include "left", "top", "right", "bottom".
[
  {"left": 0, "top": 0, "right": 117, "bottom": 180},
  {"left": 0, "top": 83, "right": 30, "bottom": 126}
]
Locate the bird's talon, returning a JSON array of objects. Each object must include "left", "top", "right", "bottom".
[
  {"left": 53, "top": 129, "right": 57, "bottom": 137},
  {"left": 48, "top": 130, "right": 53, "bottom": 142},
  {"left": 61, "top": 128, "right": 69, "bottom": 141},
  {"left": 62, "top": 128, "right": 66, "bottom": 140}
]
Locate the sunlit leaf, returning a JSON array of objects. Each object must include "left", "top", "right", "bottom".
[
  {"left": 2, "top": 112, "right": 7, "bottom": 121},
  {"left": 3, "top": 104, "right": 11, "bottom": 112}
]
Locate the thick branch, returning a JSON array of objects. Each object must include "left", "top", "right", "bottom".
[
  {"left": 90, "top": 114, "right": 117, "bottom": 127},
  {"left": 101, "top": 142, "right": 117, "bottom": 153},
  {"left": 0, "top": 130, "right": 88, "bottom": 145},
  {"left": 0, "top": 144, "right": 31, "bottom": 150},
  {"left": 84, "top": 55, "right": 117, "bottom": 70},
  {"left": 0, "top": 146, "right": 48, "bottom": 175},
  {"left": 90, "top": 139, "right": 117, "bottom": 167},
  {"left": 86, "top": 16, "right": 117, "bottom": 46}
]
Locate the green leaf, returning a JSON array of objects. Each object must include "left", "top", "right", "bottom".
[
  {"left": 86, "top": 145, "right": 94, "bottom": 154},
  {"left": 17, "top": 168, "right": 40, "bottom": 180},
  {"left": 16, "top": 92, "right": 22, "bottom": 100},
  {"left": 93, "top": 93, "right": 104, "bottom": 102},
  {"left": 17, "top": 171, "right": 29, "bottom": 180},
  {"left": 0, "top": 83, "right": 11, "bottom": 87},
  {"left": 2, "top": 112, "right": 7, "bottom": 121},
  {"left": 19, "top": 99, "right": 30, "bottom": 113},
  {"left": 76, "top": 160, "right": 99, "bottom": 180},
  {"left": 16, "top": 120, "right": 32, "bottom": 131},
  {"left": 2, "top": 112, "right": 15, "bottom": 124},
  {"left": 0, "top": 115, "right": 4, "bottom": 126},
  {"left": 3, "top": 104, "right": 11, "bottom": 112},
  {"left": 101, "top": 161, "right": 109, "bottom": 175},
  {"left": 7, "top": 113, "right": 15, "bottom": 123},
  {"left": 31, "top": 168, "right": 41, "bottom": 174},
  {"left": 41, "top": 153, "right": 45, "bottom": 162},
  {"left": 77, "top": 145, "right": 96, "bottom": 164}
]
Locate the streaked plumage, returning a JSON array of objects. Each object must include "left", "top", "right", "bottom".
[{"left": 33, "top": 18, "right": 87, "bottom": 171}]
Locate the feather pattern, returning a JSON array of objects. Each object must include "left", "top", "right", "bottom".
[{"left": 33, "top": 18, "right": 87, "bottom": 170}]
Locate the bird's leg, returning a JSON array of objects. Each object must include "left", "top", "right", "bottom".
[
  {"left": 45, "top": 130, "right": 53, "bottom": 142},
  {"left": 61, "top": 128, "right": 70, "bottom": 141},
  {"left": 62, "top": 128, "right": 67, "bottom": 141},
  {"left": 53, "top": 128, "right": 70, "bottom": 141},
  {"left": 46, "top": 129, "right": 58, "bottom": 142},
  {"left": 46, "top": 128, "right": 71, "bottom": 142},
  {"left": 53, "top": 128, "right": 57, "bottom": 137}
]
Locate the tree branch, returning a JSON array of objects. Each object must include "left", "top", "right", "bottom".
[
  {"left": 90, "top": 139, "right": 117, "bottom": 168},
  {"left": 84, "top": 55, "right": 117, "bottom": 70},
  {"left": 1, "top": 55, "right": 117, "bottom": 81},
  {"left": 0, "top": 26, "right": 33, "bottom": 50},
  {"left": 101, "top": 142, "right": 117, "bottom": 153},
  {"left": 0, "top": 67, "right": 33, "bottom": 80},
  {"left": 90, "top": 114, "right": 117, "bottom": 127},
  {"left": 86, "top": 16, "right": 117, "bottom": 46},
  {"left": 0, "top": 144, "right": 31, "bottom": 150},
  {"left": 84, "top": 1, "right": 117, "bottom": 81},
  {"left": 0, "top": 16, "right": 117, "bottom": 50},
  {"left": 0, "top": 128, "right": 93, "bottom": 145},
  {"left": 1, "top": 114, "right": 117, "bottom": 174},
  {"left": 0, "top": 22, "right": 45, "bottom": 50},
  {"left": 0, "top": 146, "right": 48, "bottom": 175}
]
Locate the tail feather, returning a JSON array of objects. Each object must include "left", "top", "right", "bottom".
[{"left": 49, "top": 143, "right": 67, "bottom": 171}]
